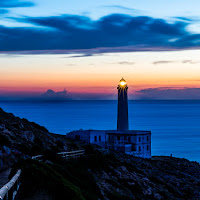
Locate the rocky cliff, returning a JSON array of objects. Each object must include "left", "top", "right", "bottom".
[
  {"left": 0, "top": 108, "right": 200, "bottom": 200},
  {"left": 92, "top": 153, "right": 200, "bottom": 199},
  {"left": 0, "top": 107, "right": 82, "bottom": 170}
]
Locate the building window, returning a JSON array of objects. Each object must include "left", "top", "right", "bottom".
[
  {"left": 94, "top": 136, "right": 97, "bottom": 142},
  {"left": 128, "top": 136, "right": 131, "bottom": 142},
  {"left": 139, "top": 146, "right": 141, "bottom": 152},
  {"left": 147, "top": 136, "right": 149, "bottom": 141},
  {"left": 139, "top": 137, "right": 141, "bottom": 142},
  {"left": 99, "top": 136, "right": 101, "bottom": 141},
  {"left": 131, "top": 145, "right": 136, "bottom": 151},
  {"left": 147, "top": 145, "right": 149, "bottom": 150},
  {"left": 117, "top": 136, "right": 120, "bottom": 140}
]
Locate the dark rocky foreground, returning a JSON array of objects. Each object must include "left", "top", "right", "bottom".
[
  {"left": 93, "top": 154, "right": 200, "bottom": 200},
  {"left": 0, "top": 107, "right": 200, "bottom": 200},
  {"left": 0, "top": 107, "right": 83, "bottom": 169}
]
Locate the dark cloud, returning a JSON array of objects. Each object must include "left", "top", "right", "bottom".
[
  {"left": 182, "top": 60, "right": 200, "bottom": 64},
  {"left": 0, "top": 0, "right": 34, "bottom": 8},
  {"left": 152, "top": 60, "right": 200, "bottom": 65},
  {"left": 118, "top": 61, "right": 135, "bottom": 65},
  {"left": 174, "top": 34, "right": 200, "bottom": 48},
  {"left": 0, "top": 89, "right": 71, "bottom": 101},
  {"left": 153, "top": 61, "right": 175, "bottom": 65},
  {"left": 174, "top": 17, "right": 193, "bottom": 22},
  {"left": 0, "top": 89, "right": 114, "bottom": 101},
  {"left": 136, "top": 87, "right": 200, "bottom": 99},
  {"left": 40, "top": 89, "right": 70, "bottom": 101},
  {"left": 1, "top": 13, "right": 200, "bottom": 54},
  {"left": 102, "top": 5, "right": 140, "bottom": 13},
  {"left": 174, "top": 16, "right": 200, "bottom": 23},
  {"left": 67, "top": 53, "right": 97, "bottom": 58}
]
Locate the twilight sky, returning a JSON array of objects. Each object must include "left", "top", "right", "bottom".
[{"left": 1, "top": 0, "right": 200, "bottom": 100}]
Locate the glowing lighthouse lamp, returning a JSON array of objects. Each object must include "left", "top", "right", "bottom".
[
  {"left": 117, "top": 77, "right": 129, "bottom": 131},
  {"left": 119, "top": 78, "right": 127, "bottom": 87}
]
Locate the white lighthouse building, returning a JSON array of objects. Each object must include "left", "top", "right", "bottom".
[{"left": 67, "top": 78, "right": 151, "bottom": 158}]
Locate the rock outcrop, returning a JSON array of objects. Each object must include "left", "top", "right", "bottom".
[
  {"left": 92, "top": 155, "right": 200, "bottom": 200},
  {"left": 0, "top": 107, "right": 71, "bottom": 170}
]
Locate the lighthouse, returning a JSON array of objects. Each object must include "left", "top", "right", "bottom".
[
  {"left": 68, "top": 77, "right": 152, "bottom": 158},
  {"left": 117, "top": 78, "right": 129, "bottom": 131}
]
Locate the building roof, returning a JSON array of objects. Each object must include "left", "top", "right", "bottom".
[
  {"left": 68, "top": 129, "right": 151, "bottom": 135},
  {"left": 105, "top": 130, "right": 151, "bottom": 135}
]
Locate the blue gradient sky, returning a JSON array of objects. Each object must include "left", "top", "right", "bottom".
[
  {"left": 2, "top": 0, "right": 200, "bottom": 31},
  {"left": 1, "top": 0, "right": 200, "bottom": 100},
  {"left": 5, "top": 0, "right": 200, "bottom": 18}
]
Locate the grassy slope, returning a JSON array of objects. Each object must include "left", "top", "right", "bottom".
[{"left": 11, "top": 145, "right": 200, "bottom": 200}]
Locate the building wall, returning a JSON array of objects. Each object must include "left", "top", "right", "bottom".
[
  {"left": 67, "top": 130, "right": 90, "bottom": 143},
  {"left": 105, "top": 132, "right": 151, "bottom": 158},
  {"left": 67, "top": 130, "right": 151, "bottom": 158},
  {"left": 134, "top": 133, "right": 151, "bottom": 158},
  {"left": 90, "top": 130, "right": 106, "bottom": 147}
]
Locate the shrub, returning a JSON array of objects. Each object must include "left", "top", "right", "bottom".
[
  {"left": 0, "top": 134, "right": 10, "bottom": 146},
  {"left": 11, "top": 159, "right": 85, "bottom": 200}
]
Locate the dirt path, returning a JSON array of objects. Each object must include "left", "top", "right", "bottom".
[{"left": 0, "top": 168, "right": 11, "bottom": 188}]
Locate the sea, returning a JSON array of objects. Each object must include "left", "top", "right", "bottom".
[{"left": 0, "top": 100, "right": 200, "bottom": 162}]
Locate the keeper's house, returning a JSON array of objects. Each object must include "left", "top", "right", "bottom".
[{"left": 67, "top": 129, "right": 151, "bottom": 158}]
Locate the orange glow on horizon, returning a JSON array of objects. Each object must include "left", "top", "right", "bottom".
[{"left": 1, "top": 50, "right": 200, "bottom": 97}]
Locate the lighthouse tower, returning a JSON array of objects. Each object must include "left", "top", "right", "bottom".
[{"left": 117, "top": 77, "right": 129, "bottom": 131}]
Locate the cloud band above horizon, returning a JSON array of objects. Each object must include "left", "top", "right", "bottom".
[
  {"left": 0, "top": 13, "right": 200, "bottom": 54},
  {"left": 1, "top": 87, "right": 200, "bottom": 100}
]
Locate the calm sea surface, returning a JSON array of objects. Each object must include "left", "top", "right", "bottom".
[{"left": 1, "top": 100, "right": 200, "bottom": 162}]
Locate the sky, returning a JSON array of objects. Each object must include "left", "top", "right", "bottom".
[{"left": 1, "top": 0, "right": 200, "bottom": 100}]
